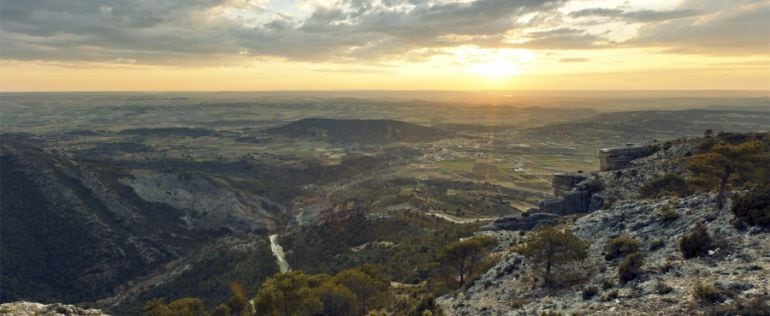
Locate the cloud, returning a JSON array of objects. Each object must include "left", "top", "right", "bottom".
[
  {"left": 0, "top": 0, "right": 766, "bottom": 65},
  {"left": 629, "top": 0, "right": 770, "bottom": 55},
  {"left": 559, "top": 57, "right": 590, "bottom": 62},
  {"left": 510, "top": 28, "right": 608, "bottom": 49},
  {"left": 569, "top": 8, "right": 704, "bottom": 22},
  {"left": 0, "top": 0, "right": 574, "bottom": 64}
]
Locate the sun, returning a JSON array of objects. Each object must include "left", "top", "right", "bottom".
[
  {"left": 452, "top": 47, "right": 534, "bottom": 79},
  {"left": 470, "top": 60, "right": 522, "bottom": 78}
]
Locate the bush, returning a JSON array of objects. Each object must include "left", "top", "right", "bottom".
[
  {"left": 640, "top": 173, "right": 688, "bottom": 198},
  {"left": 691, "top": 282, "right": 725, "bottom": 304},
  {"left": 712, "top": 294, "right": 770, "bottom": 316},
  {"left": 679, "top": 223, "right": 712, "bottom": 259},
  {"left": 649, "top": 239, "right": 665, "bottom": 251},
  {"left": 602, "top": 289, "right": 619, "bottom": 302},
  {"left": 732, "top": 185, "right": 770, "bottom": 227},
  {"left": 618, "top": 253, "right": 644, "bottom": 284},
  {"left": 658, "top": 205, "right": 680, "bottom": 222},
  {"left": 511, "top": 298, "right": 529, "bottom": 309},
  {"left": 658, "top": 261, "right": 676, "bottom": 273},
  {"left": 582, "top": 285, "right": 598, "bottom": 300},
  {"left": 605, "top": 235, "right": 640, "bottom": 261},
  {"left": 655, "top": 281, "right": 672, "bottom": 295}
]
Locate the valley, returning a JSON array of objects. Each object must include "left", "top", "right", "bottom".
[{"left": 0, "top": 92, "right": 768, "bottom": 314}]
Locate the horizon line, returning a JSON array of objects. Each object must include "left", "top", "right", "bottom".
[{"left": 1, "top": 89, "right": 769, "bottom": 94}]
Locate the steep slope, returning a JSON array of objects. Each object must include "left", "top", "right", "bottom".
[
  {"left": 267, "top": 118, "right": 451, "bottom": 144},
  {"left": 0, "top": 137, "right": 281, "bottom": 304},
  {"left": 440, "top": 137, "right": 770, "bottom": 315}
]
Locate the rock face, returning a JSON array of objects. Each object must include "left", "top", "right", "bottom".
[
  {"left": 480, "top": 213, "right": 558, "bottom": 231},
  {"left": 0, "top": 138, "right": 282, "bottom": 304},
  {"left": 537, "top": 173, "right": 605, "bottom": 216},
  {"left": 552, "top": 173, "right": 588, "bottom": 198},
  {"left": 452, "top": 192, "right": 770, "bottom": 315},
  {"left": 440, "top": 139, "right": 770, "bottom": 316},
  {"left": 598, "top": 145, "right": 650, "bottom": 171},
  {"left": 482, "top": 173, "right": 604, "bottom": 231},
  {"left": 0, "top": 302, "right": 108, "bottom": 316},
  {"left": 119, "top": 169, "right": 282, "bottom": 232}
]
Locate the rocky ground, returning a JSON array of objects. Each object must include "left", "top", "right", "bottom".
[
  {"left": 439, "top": 143, "right": 770, "bottom": 315},
  {"left": 0, "top": 302, "right": 108, "bottom": 316}
]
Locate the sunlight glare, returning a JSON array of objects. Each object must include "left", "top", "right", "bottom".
[{"left": 454, "top": 47, "right": 534, "bottom": 79}]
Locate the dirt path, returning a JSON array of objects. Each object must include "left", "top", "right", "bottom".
[
  {"left": 425, "top": 211, "right": 497, "bottom": 224},
  {"left": 269, "top": 234, "right": 290, "bottom": 273}
]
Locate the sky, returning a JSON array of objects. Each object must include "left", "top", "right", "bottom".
[{"left": 0, "top": 0, "right": 768, "bottom": 91}]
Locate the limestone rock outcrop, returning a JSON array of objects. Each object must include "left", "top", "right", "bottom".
[
  {"left": 551, "top": 172, "right": 588, "bottom": 198},
  {"left": 480, "top": 213, "right": 558, "bottom": 231},
  {"left": 482, "top": 172, "right": 605, "bottom": 231},
  {"left": 440, "top": 137, "right": 770, "bottom": 316},
  {"left": 598, "top": 145, "right": 651, "bottom": 171},
  {"left": 0, "top": 302, "right": 108, "bottom": 316}
]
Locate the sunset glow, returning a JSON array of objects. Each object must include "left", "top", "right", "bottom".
[{"left": 0, "top": 0, "right": 768, "bottom": 91}]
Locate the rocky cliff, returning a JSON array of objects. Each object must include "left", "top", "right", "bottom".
[{"left": 441, "top": 138, "right": 770, "bottom": 315}]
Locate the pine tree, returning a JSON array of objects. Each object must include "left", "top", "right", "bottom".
[{"left": 520, "top": 226, "right": 589, "bottom": 286}]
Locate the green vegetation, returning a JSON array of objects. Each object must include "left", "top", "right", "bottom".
[
  {"left": 144, "top": 298, "right": 207, "bottom": 316},
  {"left": 5, "top": 93, "right": 770, "bottom": 314},
  {"left": 731, "top": 184, "right": 770, "bottom": 227},
  {"left": 658, "top": 204, "right": 680, "bottom": 222},
  {"left": 641, "top": 173, "right": 688, "bottom": 198},
  {"left": 582, "top": 285, "right": 599, "bottom": 300},
  {"left": 143, "top": 264, "right": 447, "bottom": 316},
  {"left": 435, "top": 236, "right": 497, "bottom": 289},
  {"left": 604, "top": 235, "right": 640, "bottom": 261},
  {"left": 617, "top": 253, "right": 644, "bottom": 284},
  {"left": 679, "top": 223, "right": 713, "bottom": 259},
  {"left": 655, "top": 281, "right": 673, "bottom": 295},
  {"left": 602, "top": 289, "right": 619, "bottom": 302},
  {"left": 119, "top": 239, "right": 278, "bottom": 315},
  {"left": 519, "top": 226, "right": 589, "bottom": 286},
  {"left": 712, "top": 294, "right": 770, "bottom": 316},
  {"left": 691, "top": 281, "right": 726, "bottom": 304},
  {"left": 687, "top": 134, "right": 769, "bottom": 208},
  {"left": 280, "top": 211, "right": 481, "bottom": 283}
]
